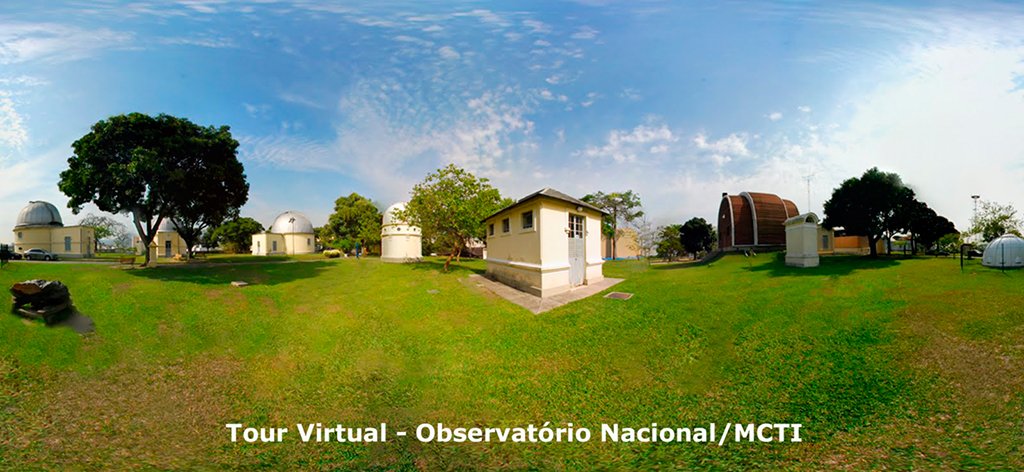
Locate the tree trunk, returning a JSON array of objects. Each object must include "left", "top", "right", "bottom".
[
  {"left": 868, "top": 235, "right": 878, "bottom": 257},
  {"left": 132, "top": 208, "right": 161, "bottom": 267}
]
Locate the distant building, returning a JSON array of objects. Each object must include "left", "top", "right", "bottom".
[
  {"left": 252, "top": 211, "right": 316, "bottom": 255},
  {"left": 12, "top": 201, "right": 95, "bottom": 258},
  {"left": 717, "top": 192, "right": 799, "bottom": 250},
  {"left": 380, "top": 202, "right": 422, "bottom": 263},
  {"left": 134, "top": 219, "right": 188, "bottom": 258},
  {"left": 602, "top": 228, "right": 641, "bottom": 260},
  {"left": 483, "top": 188, "right": 607, "bottom": 297}
]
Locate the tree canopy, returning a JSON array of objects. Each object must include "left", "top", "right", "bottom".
[
  {"left": 824, "top": 167, "right": 957, "bottom": 256},
  {"left": 823, "top": 168, "right": 915, "bottom": 256},
  {"left": 970, "top": 200, "right": 1022, "bottom": 242},
  {"left": 680, "top": 217, "right": 716, "bottom": 258},
  {"left": 78, "top": 213, "right": 131, "bottom": 251},
  {"left": 324, "top": 193, "right": 382, "bottom": 252},
  {"left": 581, "top": 190, "right": 644, "bottom": 259},
  {"left": 59, "top": 113, "right": 248, "bottom": 264},
  {"left": 401, "top": 164, "right": 509, "bottom": 271},
  {"left": 655, "top": 224, "right": 685, "bottom": 261},
  {"left": 209, "top": 217, "right": 264, "bottom": 254}
]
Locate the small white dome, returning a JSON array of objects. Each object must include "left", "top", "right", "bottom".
[
  {"left": 982, "top": 233, "right": 1024, "bottom": 268},
  {"left": 15, "top": 201, "right": 63, "bottom": 228},
  {"left": 382, "top": 202, "right": 410, "bottom": 226},
  {"left": 270, "top": 211, "right": 314, "bottom": 234}
]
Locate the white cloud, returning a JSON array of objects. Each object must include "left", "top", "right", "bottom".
[
  {"left": 571, "top": 26, "right": 600, "bottom": 40},
  {"left": 581, "top": 91, "right": 600, "bottom": 107},
  {"left": 621, "top": 87, "right": 642, "bottom": 101},
  {"left": 0, "top": 22, "right": 133, "bottom": 64},
  {"left": 797, "top": 105, "right": 812, "bottom": 113},
  {"left": 533, "top": 39, "right": 551, "bottom": 47},
  {"left": 438, "top": 45, "right": 461, "bottom": 60},
  {"left": 538, "top": 89, "right": 568, "bottom": 102},
  {"left": 422, "top": 25, "right": 444, "bottom": 33},
  {"left": 578, "top": 122, "right": 678, "bottom": 163},
  {"left": 767, "top": 111, "right": 783, "bottom": 121},
  {"left": 242, "top": 102, "right": 271, "bottom": 118},
  {"left": 523, "top": 19, "right": 551, "bottom": 34},
  {"left": 693, "top": 132, "right": 750, "bottom": 158},
  {"left": 159, "top": 35, "right": 235, "bottom": 48},
  {"left": 0, "top": 93, "right": 28, "bottom": 153}
]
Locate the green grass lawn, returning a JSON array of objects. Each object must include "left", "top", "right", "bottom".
[{"left": 1, "top": 254, "right": 1021, "bottom": 469}]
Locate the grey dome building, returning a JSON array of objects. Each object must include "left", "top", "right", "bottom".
[{"left": 11, "top": 200, "right": 94, "bottom": 258}]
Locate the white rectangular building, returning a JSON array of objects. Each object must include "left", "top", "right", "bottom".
[{"left": 483, "top": 188, "right": 607, "bottom": 297}]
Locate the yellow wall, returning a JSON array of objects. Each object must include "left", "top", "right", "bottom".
[
  {"left": 602, "top": 228, "right": 641, "bottom": 259},
  {"left": 484, "top": 197, "right": 605, "bottom": 297},
  {"left": 13, "top": 226, "right": 94, "bottom": 257},
  {"left": 251, "top": 232, "right": 314, "bottom": 255},
  {"left": 135, "top": 231, "right": 188, "bottom": 257}
]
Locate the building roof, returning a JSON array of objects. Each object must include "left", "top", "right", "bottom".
[
  {"left": 270, "top": 211, "right": 314, "bottom": 234},
  {"left": 157, "top": 218, "right": 178, "bottom": 232},
  {"left": 15, "top": 201, "right": 63, "bottom": 228},
  {"left": 484, "top": 187, "right": 608, "bottom": 222}
]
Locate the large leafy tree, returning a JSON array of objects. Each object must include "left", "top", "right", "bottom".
[
  {"left": 823, "top": 167, "right": 914, "bottom": 257},
  {"left": 581, "top": 190, "right": 644, "bottom": 259},
  {"left": 905, "top": 201, "right": 957, "bottom": 254},
  {"left": 401, "top": 164, "right": 509, "bottom": 271},
  {"left": 325, "top": 193, "right": 382, "bottom": 253},
  {"left": 166, "top": 121, "right": 249, "bottom": 259},
  {"left": 969, "top": 200, "right": 1022, "bottom": 242},
  {"left": 679, "top": 217, "right": 716, "bottom": 258},
  {"left": 59, "top": 113, "right": 248, "bottom": 265},
  {"left": 209, "top": 217, "right": 264, "bottom": 254},
  {"left": 655, "top": 224, "right": 685, "bottom": 261}
]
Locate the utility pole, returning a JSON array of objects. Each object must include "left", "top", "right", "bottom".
[
  {"left": 803, "top": 173, "right": 815, "bottom": 214},
  {"left": 971, "top": 195, "right": 980, "bottom": 243}
]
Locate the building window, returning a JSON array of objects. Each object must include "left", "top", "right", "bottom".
[
  {"left": 17, "top": 232, "right": 23, "bottom": 240},
  {"left": 568, "top": 214, "right": 585, "bottom": 238},
  {"left": 502, "top": 218, "right": 510, "bottom": 233},
  {"left": 489, "top": 223, "right": 494, "bottom": 236},
  {"left": 521, "top": 211, "right": 533, "bottom": 230},
  {"left": 822, "top": 234, "right": 830, "bottom": 249},
  {"left": 272, "top": 241, "right": 278, "bottom": 252},
  {"left": 64, "top": 236, "right": 72, "bottom": 252},
  {"left": 307, "top": 238, "right": 311, "bottom": 246}
]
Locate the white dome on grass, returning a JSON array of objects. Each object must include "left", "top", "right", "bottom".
[
  {"left": 382, "top": 202, "right": 409, "bottom": 226},
  {"left": 270, "top": 211, "right": 314, "bottom": 234},
  {"left": 982, "top": 234, "right": 1024, "bottom": 268}
]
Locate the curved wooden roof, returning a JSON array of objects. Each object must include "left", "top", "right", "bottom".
[{"left": 718, "top": 192, "right": 798, "bottom": 248}]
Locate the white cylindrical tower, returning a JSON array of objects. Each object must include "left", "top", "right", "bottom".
[{"left": 381, "top": 202, "right": 422, "bottom": 263}]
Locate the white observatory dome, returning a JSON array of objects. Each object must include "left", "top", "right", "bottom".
[
  {"left": 270, "top": 211, "right": 314, "bottom": 234},
  {"left": 382, "top": 202, "right": 409, "bottom": 226},
  {"left": 15, "top": 201, "right": 63, "bottom": 228},
  {"left": 982, "top": 234, "right": 1024, "bottom": 268}
]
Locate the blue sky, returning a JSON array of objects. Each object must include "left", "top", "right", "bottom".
[{"left": 2, "top": 1, "right": 1024, "bottom": 237}]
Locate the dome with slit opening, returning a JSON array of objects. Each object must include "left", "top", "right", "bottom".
[
  {"left": 982, "top": 233, "right": 1024, "bottom": 268},
  {"left": 270, "top": 211, "right": 314, "bottom": 234},
  {"left": 15, "top": 201, "right": 63, "bottom": 228}
]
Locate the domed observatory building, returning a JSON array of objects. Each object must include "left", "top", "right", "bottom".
[
  {"left": 380, "top": 202, "right": 422, "bottom": 263},
  {"left": 12, "top": 201, "right": 94, "bottom": 258},
  {"left": 135, "top": 219, "right": 188, "bottom": 258},
  {"left": 252, "top": 211, "right": 316, "bottom": 255},
  {"left": 982, "top": 234, "right": 1024, "bottom": 268}
]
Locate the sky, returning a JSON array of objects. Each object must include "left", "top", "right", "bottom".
[{"left": 2, "top": 0, "right": 1024, "bottom": 239}]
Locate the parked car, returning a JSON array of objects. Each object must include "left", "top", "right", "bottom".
[{"left": 23, "top": 249, "right": 59, "bottom": 261}]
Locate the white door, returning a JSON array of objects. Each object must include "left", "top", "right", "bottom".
[{"left": 568, "top": 214, "right": 585, "bottom": 286}]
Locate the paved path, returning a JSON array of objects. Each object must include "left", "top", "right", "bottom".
[{"left": 468, "top": 274, "right": 625, "bottom": 314}]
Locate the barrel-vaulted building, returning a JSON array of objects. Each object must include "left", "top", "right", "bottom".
[{"left": 718, "top": 192, "right": 799, "bottom": 250}]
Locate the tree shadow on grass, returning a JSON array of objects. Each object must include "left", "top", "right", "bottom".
[
  {"left": 408, "top": 259, "right": 486, "bottom": 276},
  {"left": 125, "top": 260, "right": 334, "bottom": 286},
  {"left": 746, "top": 254, "right": 901, "bottom": 277}
]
